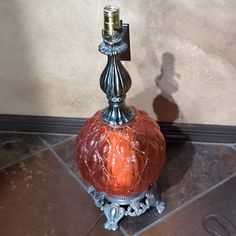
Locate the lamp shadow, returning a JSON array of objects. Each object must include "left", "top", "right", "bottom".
[
  {"left": 153, "top": 52, "right": 180, "bottom": 122},
  {"left": 151, "top": 53, "right": 194, "bottom": 198},
  {"left": 128, "top": 49, "right": 195, "bottom": 198}
]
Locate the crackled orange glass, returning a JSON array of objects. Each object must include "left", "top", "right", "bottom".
[{"left": 76, "top": 107, "right": 166, "bottom": 196}]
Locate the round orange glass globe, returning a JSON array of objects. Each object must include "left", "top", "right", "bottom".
[{"left": 76, "top": 107, "right": 166, "bottom": 196}]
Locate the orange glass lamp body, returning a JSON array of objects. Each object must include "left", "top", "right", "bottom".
[
  {"left": 76, "top": 107, "right": 166, "bottom": 196},
  {"left": 76, "top": 5, "right": 166, "bottom": 231}
]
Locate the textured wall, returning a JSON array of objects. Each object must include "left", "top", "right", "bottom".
[{"left": 0, "top": 0, "right": 236, "bottom": 124}]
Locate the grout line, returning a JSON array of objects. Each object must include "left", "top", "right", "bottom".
[
  {"left": 50, "top": 148, "right": 88, "bottom": 191},
  {"left": 50, "top": 135, "right": 76, "bottom": 148},
  {"left": 37, "top": 133, "right": 76, "bottom": 149},
  {"left": 38, "top": 135, "right": 88, "bottom": 191},
  {"left": 0, "top": 147, "right": 49, "bottom": 170},
  {"left": 190, "top": 140, "right": 236, "bottom": 146},
  {"left": 190, "top": 141, "right": 236, "bottom": 152},
  {"left": 134, "top": 171, "right": 236, "bottom": 236},
  {"left": 120, "top": 226, "right": 131, "bottom": 236},
  {"left": 168, "top": 139, "right": 236, "bottom": 146},
  {"left": 231, "top": 143, "right": 236, "bottom": 150}
]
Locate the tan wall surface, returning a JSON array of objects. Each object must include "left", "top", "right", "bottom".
[{"left": 0, "top": 0, "right": 235, "bottom": 125}]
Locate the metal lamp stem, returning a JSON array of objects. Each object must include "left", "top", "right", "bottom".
[{"left": 99, "top": 6, "right": 133, "bottom": 125}]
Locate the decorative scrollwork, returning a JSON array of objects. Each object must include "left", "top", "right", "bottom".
[
  {"left": 126, "top": 201, "right": 149, "bottom": 217},
  {"left": 103, "top": 203, "right": 125, "bottom": 231},
  {"left": 88, "top": 186, "right": 105, "bottom": 210},
  {"left": 87, "top": 185, "right": 166, "bottom": 231}
]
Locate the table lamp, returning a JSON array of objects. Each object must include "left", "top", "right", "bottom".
[{"left": 76, "top": 5, "right": 166, "bottom": 231}]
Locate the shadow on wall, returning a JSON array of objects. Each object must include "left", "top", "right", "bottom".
[
  {"left": 128, "top": 51, "right": 181, "bottom": 123},
  {"left": 153, "top": 52, "right": 180, "bottom": 123},
  {"left": 153, "top": 52, "right": 194, "bottom": 199},
  {"left": 128, "top": 47, "right": 194, "bottom": 199},
  {"left": 151, "top": 53, "right": 195, "bottom": 199}
]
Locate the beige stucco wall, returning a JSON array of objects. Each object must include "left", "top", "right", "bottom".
[{"left": 0, "top": 0, "right": 236, "bottom": 124}]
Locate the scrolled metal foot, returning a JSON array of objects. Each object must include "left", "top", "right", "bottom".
[
  {"left": 155, "top": 201, "right": 166, "bottom": 214},
  {"left": 146, "top": 192, "right": 166, "bottom": 214},
  {"left": 103, "top": 203, "right": 125, "bottom": 231},
  {"left": 87, "top": 185, "right": 166, "bottom": 231}
]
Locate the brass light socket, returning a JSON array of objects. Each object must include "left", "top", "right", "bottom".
[{"left": 102, "top": 5, "right": 122, "bottom": 43}]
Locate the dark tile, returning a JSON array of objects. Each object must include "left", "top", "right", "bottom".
[
  {"left": 0, "top": 149, "right": 122, "bottom": 236},
  {"left": 121, "top": 142, "right": 236, "bottom": 235},
  {"left": 143, "top": 175, "right": 236, "bottom": 236},
  {"left": 52, "top": 137, "right": 236, "bottom": 235},
  {"left": 0, "top": 133, "right": 46, "bottom": 169},
  {"left": 39, "top": 134, "right": 73, "bottom": 146}
]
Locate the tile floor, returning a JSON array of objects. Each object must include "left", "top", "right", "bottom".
[{"left": 0, "top": 132, "right": 235, "bottom": 236}]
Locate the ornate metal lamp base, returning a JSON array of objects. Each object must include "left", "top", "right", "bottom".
[{"left": 88, "top": 186, "right": 166, "bottom": 231}]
